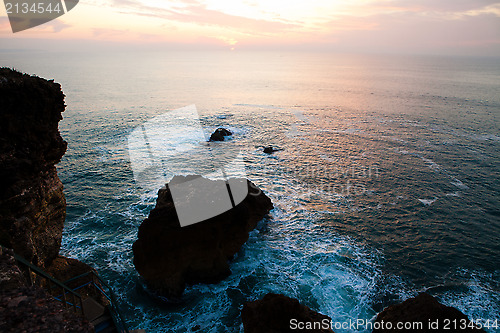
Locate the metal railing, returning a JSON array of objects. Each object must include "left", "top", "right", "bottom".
[
  {"left": 63, "top": 271, "right": 130, "bottom": 333},
  {"left": 13, "top": 253, "right": 129, "bottom": 333},
  {"left": 13, "top": 253, "right": 85, "bottom": 316}
]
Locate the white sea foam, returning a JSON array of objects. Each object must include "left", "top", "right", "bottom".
[
  {"left": 439, "top": 269, "right": 500, "bottom": 333},
  {"left": 420, "top": 157, "right": 440, "bottom": 171}
]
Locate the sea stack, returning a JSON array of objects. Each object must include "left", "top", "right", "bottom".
[{"left": 133, "top": 175, "right": 273, "bottom": 298}]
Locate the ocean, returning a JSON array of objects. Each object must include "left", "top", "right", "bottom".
[{"left": 1, "top": 50, "right": 499, "bottom": 332}]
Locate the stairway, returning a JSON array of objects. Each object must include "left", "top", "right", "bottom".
[
  {"left": 82, "top": 297, "right": 146, "bottom": 333},
  {"left": 11, "top": 251, "right": 145, "bottom": 333},
  {"left": 82, "top": 297, "right": 117, "bottom": 333}
]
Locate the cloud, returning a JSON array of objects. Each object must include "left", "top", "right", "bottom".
[
  {"left": 110, "top": 0, "right": 143, "bottom": 6},
  {"left": 39, "top": 19, "right": 72, "bottom": 33},
  {"left": 0, "top": 17, "right": 11, "bottom": 33},
  {"left": 326, "top": 9, "right": 500, "bottom": 55},
  {"left": 162, "top": 5, "right": 299, "bottom": 34},
  {"left": 401, "top": 0, "right": 499, "bottom": 13},
  {"left": 365, "top": 0, "right": 500, "bottom": 14},
  {"left": 305, "top": 0, "right": 499, "bottom": 55},
  {"left": 105, "top": 0, "right": 301, "bottom": 36},
  {"left": 0, "top": 16, "right": 71, "bottom": 34},
  {"left": 3, "top": 0, "right": 498, "bottom": 55},
  {"left": 92, "top": 27, "right": 129, "bottom": 37},
  {"left": 322, "top": 17, "right": 380, "bottom": 32}
]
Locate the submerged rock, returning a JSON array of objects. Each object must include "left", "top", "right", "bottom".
[
  {"left": 242, "top": 293, "right": 334, "bottom": 333},
  {"left": 132, "top": 175, "right": 273, "bottom": 298},
  {"left": 374, "top": 293, "right": 485, "bottom": 332},
  {"left": 209, "top": 127, "right": 233, "bottom": 141},
  {"left": 0, "top": 68, "right": 67, "bottom": 268}
]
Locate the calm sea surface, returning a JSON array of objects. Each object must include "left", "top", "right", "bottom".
[{"left": 1, "top": 50, "right": 499, "bottom": 332}]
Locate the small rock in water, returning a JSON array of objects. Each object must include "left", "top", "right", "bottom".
[
  {"left": 209, "top": 127, "right": 233, "bottom": 141},
  {"left": 263, "top": 146, "right": 282, "bottom": 154}
]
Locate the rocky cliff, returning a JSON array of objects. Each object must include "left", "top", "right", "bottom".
[
  {"left": 0, "top": 68, "right": 95, "bottom": 332},
  {"left": 0, "top": 68, "right": 67, "bottom": 268}
]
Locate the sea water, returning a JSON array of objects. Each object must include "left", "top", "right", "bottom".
[{"left": 1, "top": 50, "right": 499, "bottom": 332}]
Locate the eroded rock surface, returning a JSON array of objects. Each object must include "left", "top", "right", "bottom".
[
  {"left": 0, "top": 68, "right": 98, "bottom": 332},
  {"left": 0, "top": 68, "right": 67, "bottom": 268}
]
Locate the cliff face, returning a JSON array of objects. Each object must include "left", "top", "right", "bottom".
[
  {"left": 0, "top": 68, "right": 67, "bottom": 268},
  {"left": 0, "top": 68, "right": 100, "bottom": 332}
]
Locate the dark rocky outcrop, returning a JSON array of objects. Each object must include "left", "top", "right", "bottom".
[
  {"left": 209, "top": 127, "right": 233, "bottom": 141},
  {"left": 0, "top": 68, "right": 67, "bottom": 268},
  {"left": 263, "top": 146, "right": 282, "bottom": 154},
  {"left": 133, "top": 175, "right": 273, "bottom": 298},
  {"left": 242, "top": 293, "right": 334, "bottom": 333},
  {"left": 373, "top": 293, "right": 485, "bottom": 332},
  {"left": 45, "top": 256, "right": 95, "bottom": 285}
]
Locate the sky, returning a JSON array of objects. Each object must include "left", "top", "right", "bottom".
[{"left": 1, "top": 0, "right": 500, "bottom": 55}]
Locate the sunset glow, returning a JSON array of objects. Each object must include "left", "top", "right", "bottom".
[{"left": 1, "top": 0, "right": 499, "bottom": 55}]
